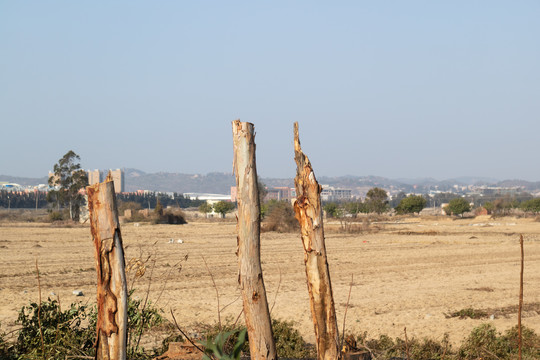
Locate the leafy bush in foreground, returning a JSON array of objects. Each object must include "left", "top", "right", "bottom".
[
  {"left": 272, "top": 319, "right": 314, "bottom": 358},
  {"left": 202, "top": 328, "right": 247, "bottom": 360},
  {"left": 15, "top": 299, "right": 95, "bottom": 359},
  {"left": 459, "top": 324, "right": 540, "bottom": 360},
  {"left": 5, "top": 295, "right": 540, "bottom": 360},
  {"left": 9, "top": 293, "right": 165, "bottom": 360}
]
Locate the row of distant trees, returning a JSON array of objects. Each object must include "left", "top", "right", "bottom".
[
  {"left": 198, "top": 201, "right": 236, "bottom": 217},
  {"left": 0, "top": 190, "right": 204, "bottom": 211},
  {"left": 0, "top": 151, "right": 204, "bottom": 220},
  {"left": 322, "top": 187, "right": 540, "bottom": 218},
  {"left": 323, "top": 187, "right": 430, "bottom": 218},
  {"left": 116, "top": 192, "right": 204, "bottom": 210},
  {"left": 0, "top": 191, "right": 48, "bottom": 209}
]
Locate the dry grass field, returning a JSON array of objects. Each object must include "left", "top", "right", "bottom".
[{"left": 1, "top": 214, "right": 540, "bottom": 349}]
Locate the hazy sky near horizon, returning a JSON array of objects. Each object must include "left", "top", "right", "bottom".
[{"left": 1, "top": 1, "right": 539, "bottom": 180}]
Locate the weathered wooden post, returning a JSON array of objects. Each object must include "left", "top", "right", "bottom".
[
  {"left": 87, "top": 174, "right": 128, "bottom": 360},
  {"left": 293, "top": 122, "right": 340, "bottom": 360},
  {"left": 232, "top": 120, "right": 277, "bottom": 360}
]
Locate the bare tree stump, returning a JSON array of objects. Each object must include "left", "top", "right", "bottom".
[
  {"left": 293, "top": 122, "right": 340, "bottom": 360},
  {"left": 232, "top": 120, "right": 277, "bottom": 360},
  {"left": 87, "top": 175, "right": 128, "bottom": 360}
]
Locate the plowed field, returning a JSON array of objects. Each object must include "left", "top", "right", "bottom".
[{"left": 1, "top": 215, "right": 540, "bottom": 347}]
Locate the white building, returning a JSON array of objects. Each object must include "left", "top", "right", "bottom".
[{"left": 320, "top": 185, "right": 352, "bottom": 201}]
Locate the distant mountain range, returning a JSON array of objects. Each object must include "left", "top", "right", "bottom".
[
  {"left": 3, "top": 169, "right": 540, "bottom": 195},
  {"left": 0, "top": 175, "right": 49, "bottom": 186}
]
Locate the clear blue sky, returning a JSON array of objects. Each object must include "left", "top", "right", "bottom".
[{"left": 1, "top": 1, "right": 539, "bottom": 180}]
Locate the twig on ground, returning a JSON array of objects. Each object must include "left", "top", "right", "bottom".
[
  {"left": 155, "top": 254, "right": 187, "bottom": 306},
  {"left": 35, "top": 259, "right": 45, "bottom": 358},
  {"left": 442, "top": 339, "right": 447, "bottom": 360},
  {"left": 220, "top": 294, "right": 241, "bottom": 314},
  {"left": 233, "top": 308, "right": 244, "bottom": 328},
  {"left": 135, "top": 255, "right": 157, "bottom": 351},
  {"left": 357, "top": 341, "right": 378, "bottom": 360},
  {"left": 54, "top": 293, "right": 61, "bottom": 348},
  {"left": 440, "top": 333, "right": 449, "bottom": 360},
  {"left": 404, "top": 327, "right": 410, "bottom": 360},
  {"left": 202, "top": 255, "right": 221, "bottom": 331},
  {"left": 340, "top": 274, "right": 354, "bottom": 354},
  {"left": 170, "top": 309, "right": 211, "bottom": 359},
  {"left": 270, "top": 266, "right": 282, "bottom": 315},
  {"left": 481, "top": 346, "right": 503, "bottom": 360}
]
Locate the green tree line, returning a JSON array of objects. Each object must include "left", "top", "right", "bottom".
[
  {"left": 322, "top": 187, "right": 540, "bottom": 218},
  {"left": 0, "top": 191, "right": 48, "bottom": 209},
  {"left": 117, "top": 192, "right": 205, "bottom": 210}
]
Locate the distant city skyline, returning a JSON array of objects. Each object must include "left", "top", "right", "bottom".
[
  {"left": 0, "top": 166, "right": 531, "bottom": 185},
  {"left": 1, "top": 2, "right": 539, "bottom": 180}
]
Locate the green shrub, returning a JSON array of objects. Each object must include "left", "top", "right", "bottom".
[
  {"left": 448, "top": 307, "right": 488, "bottom": 319},
  {"left": 521, "top": 198, "right": 540, "bottom": 214},
  {"left": 262, "top": 201, "right": 299, "bottom": 233},
  {"left": 126, "top": 291, "right": 164, "bottom": 357},
  {"left": 9, "top": 292, "right": 165, "bottom": 359},
  {"left": 272, "top": 319, "right": 314, "bottom": 358},
  {"left": 459, "top": 323, "right": 508, "bottom": 360},
  {"left": 48, "top": 211, "right": 64, "bottom": 221},
  {"left": 401, "top": 335, "right": 450, "bottom": 360},
  {"left": 200, "top": 320, "right": 248, "bottom": 356},
  {"left": 323, "top": 202, "right": 342, "bottom": 218},
  {"left": 445, "top": 197, "right": 471, "bottom": 217},
  {"left": 502, "top": 325, "right": 540, "bottom": 360},
  {"left": 202, "top": 328, "right": 247, "bottom": 360},
  {"left": 395, "top": 195, "right": 427, "bottom": 214},
  {"left": 0, "top": 322, "right": 15, "bottom": 359},
  {"left": 15, "top": 299, "right": 95, "bottom": 359},
  {"left": 350, "top": 331, "right": 450, "bottom": 360}
]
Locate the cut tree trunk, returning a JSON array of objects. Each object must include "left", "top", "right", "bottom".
[
  {"left": 293, "top": 122, "right": 340, "bottom": 360},
  {"left": 87, "top": 176, "right": 128, "bottom": 360},
  {"left": 232, "top": 120, "right": 277, "bottom": 360}
]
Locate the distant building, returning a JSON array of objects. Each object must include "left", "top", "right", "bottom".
[
  {"left": 320, "top": 185, "right": 352, "bottom": 201},
  {"left": 109, "top": 169, "right": 125, "bottom": 193},
  {"left": 264, "top": 187, "right": 296, "bottom": 201},
  {"left": 231, "top": 186, "right": 296, "bottom": 202},
  {"left": 476, "top": 186, "right": 521, "bottom": 196},
  {"left": 184, "top": 193, "right": 231, "bottom": 203},
  {"left": 0, "top": 182, "right": 21, "bottom": 191},
  {"left": 84, "top": 168, "right": 124, "bottom": 193},
  {"left": 88, "top": 169, "right": 101, "bottom": 185}
]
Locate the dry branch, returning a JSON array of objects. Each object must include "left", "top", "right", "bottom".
[
  {"left": 202, "top": 255, "right": 222, "bottom": 331},
  {"left": 232, "top": 120, "right": 277, "bottom": 360},
  {"left": 170, "top": 309, "right": 209, "bottom": 358},
  {"left": 35, "top": 259, "right": 45, "bottom": 357},
  {"left": 340, "top": 275, "right": 354, "bottom": 354},
  {"left": 293, "top": 122, "right": 340, "bottom": 360},
  {"left": 87, "top": 175, "right": 128, "bottom": 360}
]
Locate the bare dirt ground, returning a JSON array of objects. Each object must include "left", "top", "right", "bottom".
[{"left": 1, "top": 214, "right": 540, "bottom": 348}]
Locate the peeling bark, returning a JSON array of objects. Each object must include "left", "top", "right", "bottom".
[
  {"left": 232, "top": 120, "right": 277, "bottom": 360},
  {"left": 293, "top": 122, "right": 340, "bottom": 360},
  {"left": 87, "top": 175, "right": 128, "bottom": 360}
]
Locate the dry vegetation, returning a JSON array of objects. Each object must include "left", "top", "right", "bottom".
[{"left": 1, "top": 212, "right": 540, "bottom": 357}]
